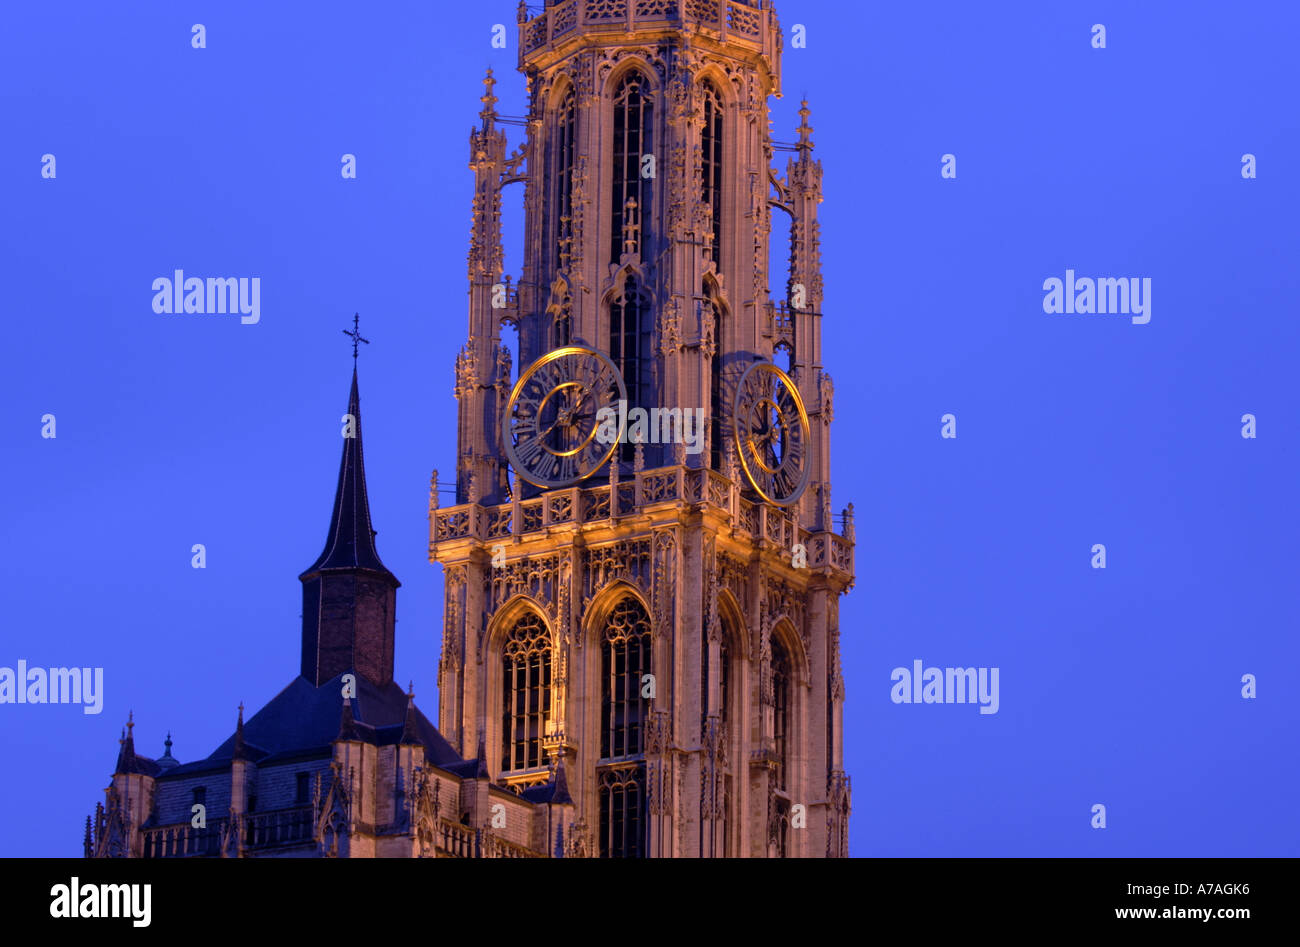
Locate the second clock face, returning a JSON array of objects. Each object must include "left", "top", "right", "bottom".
[
  {"left": 732, "top": 360, "right": 812, "bottom": 506},
  {"left": 504, "top": 345, "right": 626, "bottom": 489}
]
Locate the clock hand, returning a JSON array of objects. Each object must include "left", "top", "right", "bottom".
[{"left": 537, "top": 416, "right": 561, "bottom": 440}]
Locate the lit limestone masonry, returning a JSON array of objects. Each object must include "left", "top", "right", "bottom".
[
  {"left": 431, "top": 0, "right": 855, "bottom": 857},
  {"left": 86, "top": 0, "right": 855, "bottom": 860}
]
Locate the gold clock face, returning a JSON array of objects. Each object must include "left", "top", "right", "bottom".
[
  {"left": 732, "top": 360, "right": 812, "bottom": 506},
  {"left": 504, "top": 345, "right": 627, "bottom": 489}
]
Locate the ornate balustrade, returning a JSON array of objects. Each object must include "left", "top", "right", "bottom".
[
  {"left": 141, "top": 805, "right": 316, "bottom": 857},
  {"left": 139, "top": 808, "right": 547, "bottom": 858},
  {"left": 434, "top": 817, "right": 543, "bottom": 858},
  {"left": 430, "top": 464, "right": 854, "bottom": 581},
  {"left": 243, "top": 805, "right": 315, "bottom": 850},
  {"left": 141, "top": 819, "right": 228, "bottom": 858},
  {"left": 437, "top": 818, "right": 476, "bottom": 858},
  {"left": 481, "top": 831, "right": 545, "bottom": 858},
  {"left": 522, "top": 0, "right": 773, "bottom": 56}
]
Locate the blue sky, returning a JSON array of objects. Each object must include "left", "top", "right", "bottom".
[{"left": 2, "top": 0, "right": 1297, "bottom": 856}]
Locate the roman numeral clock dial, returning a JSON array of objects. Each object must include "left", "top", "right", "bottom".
[
  {"left": 732, "top": 360, "right": 812, "bottom": 507},
  {"left": 504, "top": 345, "right": 627, "bottom": 489}
]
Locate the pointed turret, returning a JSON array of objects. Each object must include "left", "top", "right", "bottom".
[
  {"left": 479, "top": 67, "right": 498, "bottom": 133},
  {"left": 231, "top": 703, "right": 248, "bottom": 762},
  {"left": 114, "top": 712, "right": 136, "bottom": 773},
  {"left": 795, "top": 97, "right": 815, "bottom": 157},
  {"left": 336, "top": 697, "right": 360, "bottom": 743},
  {"left": 550, "top": 754, "right": 573, "bottom": 806},
  {"left": 400, "top": 684, "right": 420, "bottom": 746},
  {"left": 455, "top": 67, "right": 510, "bottom": 508},
  {"left": 112, "top": 711, "right": 159, "bottom": 776},
  {"left": 303, "top": 368, "right": 394, "bottom": 576},
  {"left": 300, "top": 364, "right": 401, "bottom": 687}
]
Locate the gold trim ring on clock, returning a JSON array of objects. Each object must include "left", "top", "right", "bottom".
[
  {"left": 732, "top": 359, "right": 812, "bottom": 506},
  {"left": 504, "top": 345, "right": 627, "bottom": 489}
]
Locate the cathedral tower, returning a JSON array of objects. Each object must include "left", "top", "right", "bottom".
[{"left": 431, "top": 0, "right": 855, "bottom": 857}]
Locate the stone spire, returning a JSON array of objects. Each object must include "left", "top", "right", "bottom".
[
  {"left": 231, "top": 703, "right": 248, "bottom": 762},
  {"left": 479, "top": 68, "right": 499, "bottom": 132},
  {"left": 459, "top": 65, "right": 510, "bottom": 508},
  {"left": 114, "top": 711, "right": 136, "bottom": 772},
  {"left": 300, "top": 366, "right": 401, "bottom": 687},
  {"left": 795, "top": 98, "right": 815, "bottom": 156},
  {"left": 336, "top": 697, "right": 360, "bottom": 742},
  {"left": 303, "top": 368, "right": 393, "bottom": 576},
  {"left": 786, "top": 97, "right": 824, "bottom": 354},
  {"left": 400, "top": 684, "right": 420, "bottom": 746}
]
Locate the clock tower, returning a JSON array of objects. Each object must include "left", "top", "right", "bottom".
[{"left": 431, "top": 0, "right": 855, "bottom": 857}]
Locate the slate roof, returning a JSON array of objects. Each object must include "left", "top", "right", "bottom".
[
  {"left": 159, "top": 671, "right": 462, "bottom": 779},
  {"left": 115, "top": 720, "right": 161, "bottom": 777},
  {"left": 299, "top": 368, "right": 397, "bottom": 582},
  {"left": 117, "top": 752, "right": 161, "bottom": 778},
  {"left": 518, "top": 756, "right": 573, "bottom": 805}
]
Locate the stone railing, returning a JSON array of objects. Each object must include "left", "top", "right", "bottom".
[
  {"left": 433, "top": 465, "right": 718, "bottom": 544},
  {"left": 435, "top": 818, "right": 543, "bottom": 858},
  {"left": 141, "top": 809, "right": 547, "bottom": 859},
  {"left": 243, "top": 806, "right": 315, "bottom": 850},
  {"left": 431, "top": 463, "right": 853, "bottom": 579},
  {"left": 482, "top": 831, "right": 545, "bottom": 858},
  {"left": 437, "top": 818, "right": 477, "bottom": 857},
  {"left": 522, "top": 0, "right": 772, "bottom": 56},
  {"left": 141, "top": 805, "right": 319, "bottom": 858},
  {"left": 141, "top": 820, "right": 229, "bottom": 858}
]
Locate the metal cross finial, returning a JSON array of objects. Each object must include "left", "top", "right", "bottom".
[{"left": 343, "top": 313, "right": 370, "bottom": 362}]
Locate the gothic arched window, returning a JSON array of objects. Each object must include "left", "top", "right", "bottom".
[
  {"left": 701, "top": 81, "right": 724, "bottom": 268},
  {"left": 610, "top": 71, "right": 653, "bottom": 264},
  {"left": 703, "top": 613, "right": 733, "bottom": 724},
  {"left": 718, "top": 622, "right": 736, "bottom": 857},
  {"left": 719, "top": 631, "right": 731, "bottom": 728},
  {"left": 609, "top": 277, "right": 649, "bottom": 461},
  {"left": 552, "top": 86, "right": 576, "bottom": 271},
  {"left": 600, "top": 597, "right": 652, "bottom": 758},
  {"left": 771, "top": 634, "right": 793, "bottom": 857},
  {"left": 707, "top": 293, "right": 724, "bottom": 470},
  {"left": 550, "top": 86, "right": 576, "bottom": 348},
  {"left": 597, "top": 766, "right": 646, "bottom": 859},
  {"left": 701, "top": 82, "right": 726, "bottom": 471},
  {"left": 500, "top": 612, "right": 552, "bottom": 772},
  {"left": 773, "top": 796, "right": 791, "bottom": 858},
  {"left": 598, "top": 596, "right": 652, "bottom": 858},
  {"left": 772, "top": 637, "right": 791, "bottom": 792}
]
